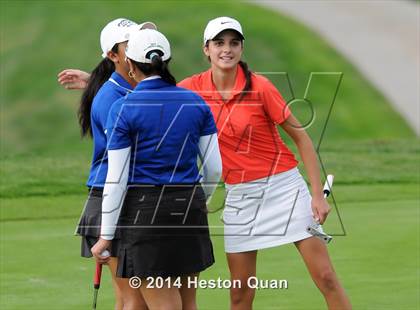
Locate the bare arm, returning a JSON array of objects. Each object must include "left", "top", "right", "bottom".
[{"left": 280, "top": 114, "right": 331, "bottom": 224}]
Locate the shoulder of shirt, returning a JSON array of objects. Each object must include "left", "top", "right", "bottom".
[
  {"left": 92, "top": 81, "right": 124, "bottom": 108},
  {"left": 178, "top": 71, "right": 207, "bottom": 88},
  {"left": 110, "top": 96, "right": 125, "bottom": 108},
  {"left": 176, "top": 87, "right": 208, "bottom": 106},
  {"left": 174, "top": 84, "right": 199, "bottom": 95},
  {"left": 250, "top": 72, "right": 274, "bottom": 91},
  {"left": 96, "top": 79, "right": 120, "bottom": 95},
  {"left": 107, "top": 97, "right": 129, "bottom": 121}
]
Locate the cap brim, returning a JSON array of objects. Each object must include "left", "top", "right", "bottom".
[{"left": 206, "top": 28, "right": 244, "bottom": 44}]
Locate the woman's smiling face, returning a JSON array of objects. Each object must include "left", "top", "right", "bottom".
[{"left": 204, "top": 30, "right": 243, "bottom": 70}]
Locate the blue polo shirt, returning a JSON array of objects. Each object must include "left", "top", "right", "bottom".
[
  {"left": 105, "top": 77, "right": 217, "bottom": 185},
  {"left": 86, "top": 72, "right": 133, "bottom": 188}
]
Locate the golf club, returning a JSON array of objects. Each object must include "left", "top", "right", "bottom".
[
  {"left": 306, "top": 175, "right": 334, "bottom": 244},
  {"left": 92, "top": 250, "right": 110, "bottom": 310}
]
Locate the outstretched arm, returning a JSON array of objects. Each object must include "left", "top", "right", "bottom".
[{"left": 57, "top": 69, "right": 90, "bottom": 90}]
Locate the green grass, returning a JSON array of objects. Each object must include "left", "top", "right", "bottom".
[
  {"left": 1, "top": 0, "right": 419, "bottom": 309},
  {"left": 1, "top": 140, "right": 419, "bottom": 309},
  {"left": 0, "top": 186, "right": 419, "bottom": 309}
]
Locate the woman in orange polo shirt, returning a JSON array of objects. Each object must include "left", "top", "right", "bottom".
[{"left": 178, "top": 17, "right": 351, "bottom": 310}]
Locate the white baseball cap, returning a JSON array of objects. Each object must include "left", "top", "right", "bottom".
[
  {"left": 203, "top": 16, "right": 244, "bottom": 44},
  {"left": 125, "top": 29, "right": 171, "bottom": 63},
  {"left": 100, "top": 18, "right": 157, "bottom": 58}
]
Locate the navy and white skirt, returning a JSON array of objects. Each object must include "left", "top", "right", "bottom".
[{"left": 116, "top": 184, "right": 214, "bottom": 278}]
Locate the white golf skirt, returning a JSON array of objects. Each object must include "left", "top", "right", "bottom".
[{"left": 223, "top": 167, "right": 315, "bottom": 253}]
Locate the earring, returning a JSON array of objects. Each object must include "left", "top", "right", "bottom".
[{"left": 128, "top": 70, "right": 136, "bottom": 79}]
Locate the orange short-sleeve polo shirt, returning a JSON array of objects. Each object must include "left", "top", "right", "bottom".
[{"left": 178, "top": 65, "right": 298, "bottom": 184}]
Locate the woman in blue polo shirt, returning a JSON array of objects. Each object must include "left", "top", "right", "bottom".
[
  {"left": 91, "top": 29, "right": 222, "bottom": 309},
  {"left": 70, "top": 18, "right": 155, "bottom": 310}
]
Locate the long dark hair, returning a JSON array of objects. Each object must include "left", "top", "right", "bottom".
[
  {"left": 237, "top": 60, "right": 252, "bottom": 102},
  {"left": 205, "top": 33, "right": 252, "bottom": 101},
  {"left": 78, "top": 44, "right": 118, "bottom": 137},
  {"left": 132, "top": 52, "right": 176, "bottom": 86}
]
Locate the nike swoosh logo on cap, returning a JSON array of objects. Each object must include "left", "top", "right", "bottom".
[{"left": 221, "top": 21, "right": 232, "bottom": 24}]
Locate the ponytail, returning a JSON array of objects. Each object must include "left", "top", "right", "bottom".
[
  {"left": 78, "top": 45, "right": 118, "bottom": 137},
  {"left": 153, "top": 57, "right": 177, "bottom": 86},
  {"left": 238, "top": 60, "right": 252, "bottom": 102},
  {"left": 133, "top": 52, "right": 177, "bottom": 86}
]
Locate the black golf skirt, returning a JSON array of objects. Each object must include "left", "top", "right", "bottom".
[
  {"left": 116, "top": 184, "right": 215, "bottom": 278},
  {"left": 76, "top": 188, "right": 121, "bottom": 258}
]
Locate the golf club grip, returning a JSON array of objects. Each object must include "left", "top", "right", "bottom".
[
  {"left": 93, "top": 262, "right": 102, "bottom": 289},
  {"left": 323, "top": 174, "right": 334, "bottom": 198}
]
